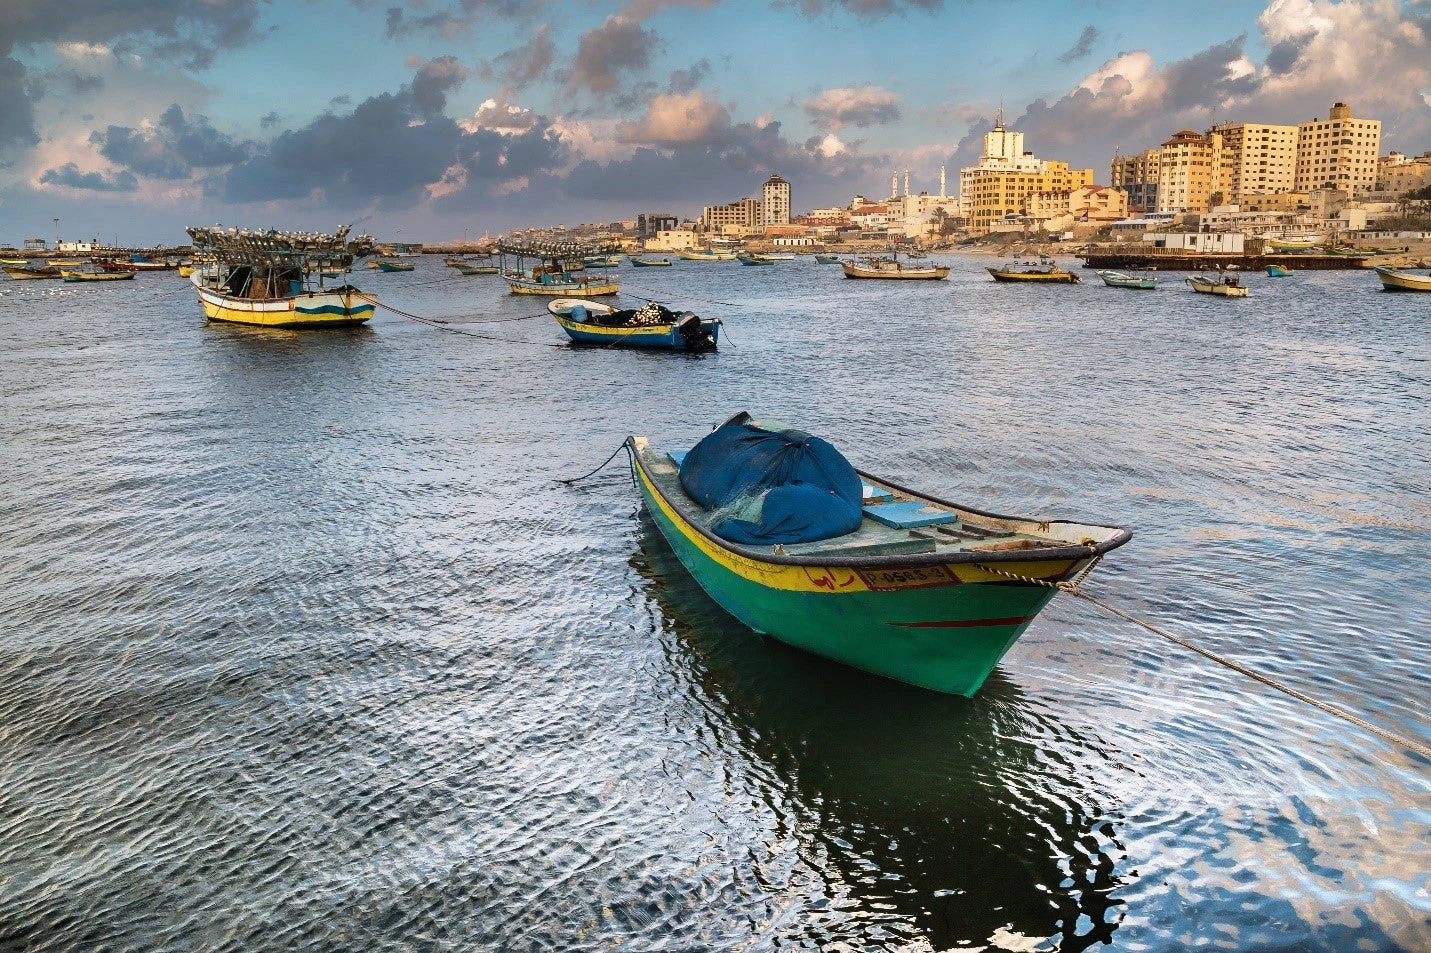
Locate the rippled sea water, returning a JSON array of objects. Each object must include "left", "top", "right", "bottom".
[{"left": 1, "top": 256, "right": 1427, "bottom": 952}]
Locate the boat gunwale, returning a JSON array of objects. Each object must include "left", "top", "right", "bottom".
[
  {"left": 193, "top": 279, "right": 368, "bottom": 307},
  {"left": 630, "top": 437, "right": 1132, "bottom": 569}
]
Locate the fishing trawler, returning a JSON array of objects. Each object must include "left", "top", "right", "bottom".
[
  {"left": 185, "top": 224, "right": 377, "bottom": 328},
  {"left": 500, "top": 241, "right": 620, "bottom": 297}
]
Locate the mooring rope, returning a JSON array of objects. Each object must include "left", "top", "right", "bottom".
[
  {"left": 555, "top": 439, "right": 633, "bottom": 484},
  {"left": 974, "top": 558, "right": 1431, "bottom": 761},
  {"left": 351, "top": 293, "right": 561, "bottom": 347}
]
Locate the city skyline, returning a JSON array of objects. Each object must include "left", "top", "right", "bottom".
[{"left": 3, "top": 0, "right": 1430, "bottom": 244}]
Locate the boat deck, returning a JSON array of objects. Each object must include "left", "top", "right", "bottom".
[{"left": 636, "top": 443, "right": 1120, "bottom": 563}]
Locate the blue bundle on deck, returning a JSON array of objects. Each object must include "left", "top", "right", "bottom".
[{"left": 679, "top": 423, "right": 863, "bottom": 545}]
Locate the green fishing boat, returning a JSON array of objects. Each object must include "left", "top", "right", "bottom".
[{"left": 630, "top": 413, "right": 1131, "bottom": 696}]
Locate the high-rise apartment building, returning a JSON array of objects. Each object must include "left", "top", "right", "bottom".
[
  {"left": 761, "top": 174, "right": 791, "bottom": 226},
  {"left": 702, "top": 197, "right": 762, "bottom": 234},
  {"left": 1156, "top": 130, "right": 1225, "bottom": 213},
  {"left": 1294, "top": 102, "right": 1381, "bottom": 194},
  {"left": 1210, "top": 121, "right": 1298, "bottom": 197}
]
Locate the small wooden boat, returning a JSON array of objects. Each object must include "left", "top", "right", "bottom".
[
  {"left": 761, "top": 252, "right": 795, "bottom": 261},
  {"left": 98, "top": 259, "right": 178, "bottom": 272},
  {"left": 454, "top": 263, "right": 499, "bottom": 275},
  {"left": 814, "top": 254, "right": 842, "bottom": 264},
  {"left": 1096, "top": 270, "right": 1156, "bottom": 289},
  {"left": 736, "top": 251, "right": 775, "bottom": 266},
  {"left": 443, "top": 257, "right": 468, "bottom": 267},
  {"left": 501, "top": 241, "right": 620, "bottom": 296},
  {"left": 674, "top": 248, "right": 738, "bottom": 261},
  {"left": 548, "top": 298, "right": 719, "bottom": 350},
  {"left": 988, "top": 257, "right": 1079, "bottom": 283},
  {"left": 49, "top": 258, "right": 84, "bottom": 267},
  {"left": 842, "top": 255, "right": 949, "bottom": 280},
  {"left": 376, "top": 260, "right": 415, "bottom": 272},
  {"left": 1186, "top": 274, "right": 1248, "bottom": 297},
  {"left": 1266, "top": 264, "right": 1294, "bottom": 277},
  {"left": 3, "top": 265, "right": 61, "bottom": 280},
  {"left": 630, "top": 412, "right": 1130, "bottom": 696},
  {"left": 1373, "top": 266, "right": 1431, "bottom": 292},
  {"left": 0, "top": 258, "right": 27, "bottom": 266},
  {"left": 60, "top": 269, "right": 135, "bottom": 282},
  {"left": 629, "top": 256, "right": 672, "bottom": 267},
  {"left": 178, "top": 265, "right": 195, "bottom": 277},
  {"left": 582, "top": 254, "right": 622, "bottom": 268}
]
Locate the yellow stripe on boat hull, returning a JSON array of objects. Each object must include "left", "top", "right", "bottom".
[
  {"left": 634, "top": 452, "right": 1078, "bottom": 594},
  {"left": 195, "top": 282, "right": 374, "bottom": 327}
]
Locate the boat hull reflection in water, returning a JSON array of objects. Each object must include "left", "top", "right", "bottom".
[{"left": 632, "top": 512, "right": 1129, "bottom": 951}]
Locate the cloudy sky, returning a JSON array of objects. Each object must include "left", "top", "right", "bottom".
[{"left": 2, "top": 0, "right": 1430, "bottom": 245}]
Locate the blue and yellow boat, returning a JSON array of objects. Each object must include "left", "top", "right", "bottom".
[
  {"left": 548, "top": 299, "right": 718, "bottom": 350},
  {"left": 630, "top": 413, "right": 1130, "bottom": 696}
]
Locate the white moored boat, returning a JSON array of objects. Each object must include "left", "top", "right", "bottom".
[{"left": 1373, "top": 266, "right": 1431, "bottom": 292}]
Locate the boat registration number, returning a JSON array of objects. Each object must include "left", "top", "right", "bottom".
[{"left": 856, "top": 565, "right": 957, "bottom": 591}]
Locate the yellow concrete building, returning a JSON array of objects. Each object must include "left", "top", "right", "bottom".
[
  {"left": 959, "top": 118, "right": 1092, "bottom": 235},
  {"left": 1295, "top": 102, "right": 1381, "bottom": 194},
  {"left": 1211, "top": 121, "right": 1298, "bottom": 196},
  {"left": 1026, "top": 185, "right": 1128, "bottom": 231},
  {"left": 1377, "top": 151, "right": 1431, "bottom": 196},
  {"left": 1232, "top": 191, "right": 1310, "bottom": 212},
  {"left": 1156, "top": 130, "right": 1225, "bottom": 213}
]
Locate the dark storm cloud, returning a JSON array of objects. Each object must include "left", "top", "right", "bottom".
[
  {"left": 219, "top": 68, "right": 565, "bottom": 207},
  {"left": 259, "top": 111, "right": 282, "bottom": 129},
  {"left": 1058, "top": 26, "right": 1099, "bottom": 65},
  {"left": 0, "top": 0, "right": 265, "bottom": 160},
  {"left": 91, "top": 104, "right": 252, "bottom": 180},
  {"left": 409, "top": 55, "right": 469, "bottom": 114},
  {"left": 1, "top": 0, "right": 266, "bottom": 69},
  {"left": 1265, "top": 31, "right": 1314, "bottom": 75},
  {"left": 0, "top": 56, "right": 38, "bottom": 164},
  {"left": 488, "top": 25, "right": 554, "bottom": 88},
  {"left": 38, "top": 162, "right": 139, "bottom": 191},
  {"left": 568, "top": 16, "right": 657, "bottom": 93}
]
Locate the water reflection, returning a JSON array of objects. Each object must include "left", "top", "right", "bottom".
[{"left": 631, "top": 513, "right": 1133, "bottom": 951}]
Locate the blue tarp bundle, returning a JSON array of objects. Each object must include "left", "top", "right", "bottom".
[{"left": 679, "top": 423, "right": 863, "bottom": 545}]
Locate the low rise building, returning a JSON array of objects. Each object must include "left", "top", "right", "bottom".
[
  {"left": 1377, "top": 151, "right": 1431, "bottom": 196},
  {"left": 701, "top": 197, "right": 762, "bottom": 235},
  {"left": 1144, "top": 231, "right": 1245, "bottom": 253},
  {"left": 644, "top": 228, "right": 698, "bottom": 251}
]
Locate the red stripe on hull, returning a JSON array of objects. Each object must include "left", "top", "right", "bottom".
[{"left": 890, "top": 615, "right": 1037, "bottom": 629}]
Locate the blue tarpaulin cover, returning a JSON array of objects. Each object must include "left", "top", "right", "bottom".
[{"left": 678, "top": 423, "right": 864, "bottom": 545}]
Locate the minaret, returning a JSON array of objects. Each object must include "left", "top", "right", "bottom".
[
  {"left": 890, "top": 172, "right": 898, "bottom": 199},
  {"left": 940, "top": 165, "right": 946, "bottom": 198},
  {"left": 903, "top": 170, "right": 910, "bottom": 196}
]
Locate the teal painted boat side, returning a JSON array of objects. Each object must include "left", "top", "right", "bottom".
[{"left": 635, "top": 460, "right": 1063, "bottom": 696}]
